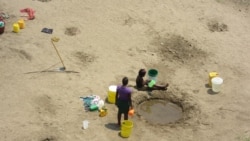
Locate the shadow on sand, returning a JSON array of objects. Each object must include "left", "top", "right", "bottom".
[{"left": 105, "top": 123, "right": 120, "bottom": 131}]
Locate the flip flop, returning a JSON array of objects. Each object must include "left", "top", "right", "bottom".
[{"left": 41, "top": 28, "right": 53, "bottom": 34}]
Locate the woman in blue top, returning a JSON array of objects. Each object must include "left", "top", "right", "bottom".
[{"left": 115, "top": 77, "right": 133, "bottom": 126}]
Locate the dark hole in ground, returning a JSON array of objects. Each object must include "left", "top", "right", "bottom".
[
  {"left": 151, "top": 34, "right": 207, "bottom": 65},
  {"left": 207, "top": 21, "right": 228, "bottom": 32},
  {"left": 65, "top": 27, "right": 80, "bottom": 36},
  {"left": 138, "top": 99, "right": 183, "bottom": 124},
  {"left": 41, "top": 136, "right": 55, "bottom": 141},
  {"left": 37, "top": 0, "right": 52, "bottom": 2},
  {"left": 73, "top": 51, "right": 96, "bottom": 66}
]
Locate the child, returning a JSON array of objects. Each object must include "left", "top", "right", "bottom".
[{"left": 136, "top": 69, "right": 168, "bottom": 90}]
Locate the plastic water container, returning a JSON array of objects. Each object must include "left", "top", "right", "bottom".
[
  {"left": 121, "top": 120, "right": 133, "bottom": 138},
  {"left": 13, "top": 23, "right": 20, "bottom": 33},
  {"left": 211, "top": 77, "right": 223, "bottom": 93},
  {"left": 99, "top": 108, "right": 107, "bottom": 117},
  {"left": 18, "top": 19, "right": 25, "bottom": 29},
  {"left": 148, "top": 69, "right": 158, "bottom": 82},
  {"left": 209, "top": 72, "right": 219, "bottom": 87},
  {"left": 148, "top": 80, "right": 156, "bottom": 88},
  {"left": 128, "top": 108, "right": 135, "bottom": 117},
  {"left": 107, "top": 85, "right": 117, "bottom": 104},
  {"left": 89, "top": 104, "right": 98, "bottom": 111},
  {"left": 82, "top": 120, "right": 89, "bottom": 129},
  {"left": 0, "top": 21, "right": 5, "bottom": 34}
]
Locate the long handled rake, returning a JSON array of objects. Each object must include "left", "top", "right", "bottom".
[
  {"left": 24, "top": 37, "right": 80, "bottom": 74},
  {"left": 51, "top": 37, "right": 66, "bottom": 71}
]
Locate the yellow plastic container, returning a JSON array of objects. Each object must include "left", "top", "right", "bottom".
[
  {"left": 99, "top": 108, "right": 108, "bottom": 117},
  {"left": 121, "top": 120, "right": 133, "bottom": 138},
  {"left": 13, "top": 23, "right": 20, "bottom": 33},
  {"left": 107, "top": 85, "right": 117, "bottom": 104},
  {"left": 209, "top": 72, "right": 219, "bottom": 87},
  {"left": 18, "top": 19, "right": 25, "bottom": 29}
]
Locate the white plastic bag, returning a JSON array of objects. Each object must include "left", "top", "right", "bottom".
[
  {"left": 82, "top": 120, "right": 89, "bottom": 129},
  {"left": 97, "top": 100, "right": 104, "bottom": 109}
]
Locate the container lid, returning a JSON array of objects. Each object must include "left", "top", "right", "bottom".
[
  {"left": 109, "top": 85, "right": 117, "bottom": 91},
  {"left": 212, "top": 77, "right": 223, "bottom": 84}
]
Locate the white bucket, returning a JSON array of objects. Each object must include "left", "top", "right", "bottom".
[{"left": 211, "top": 77, "right": 223, "bottom": 93}]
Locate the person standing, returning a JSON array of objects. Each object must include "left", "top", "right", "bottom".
[{"left": 115, "top": 77, "right": 133, "bottom": 126}]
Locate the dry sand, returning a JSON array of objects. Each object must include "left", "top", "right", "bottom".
[{"left": 1, "top": 0, "right": 250, "bottom": 141}]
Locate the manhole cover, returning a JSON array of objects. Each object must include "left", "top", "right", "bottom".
[{"left": 138, "top": 99, "right": 183, "bottom": 124}]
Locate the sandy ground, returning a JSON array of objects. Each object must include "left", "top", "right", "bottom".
[{"left": 1, "top": 0, "right": 250, "bottom": 141}]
